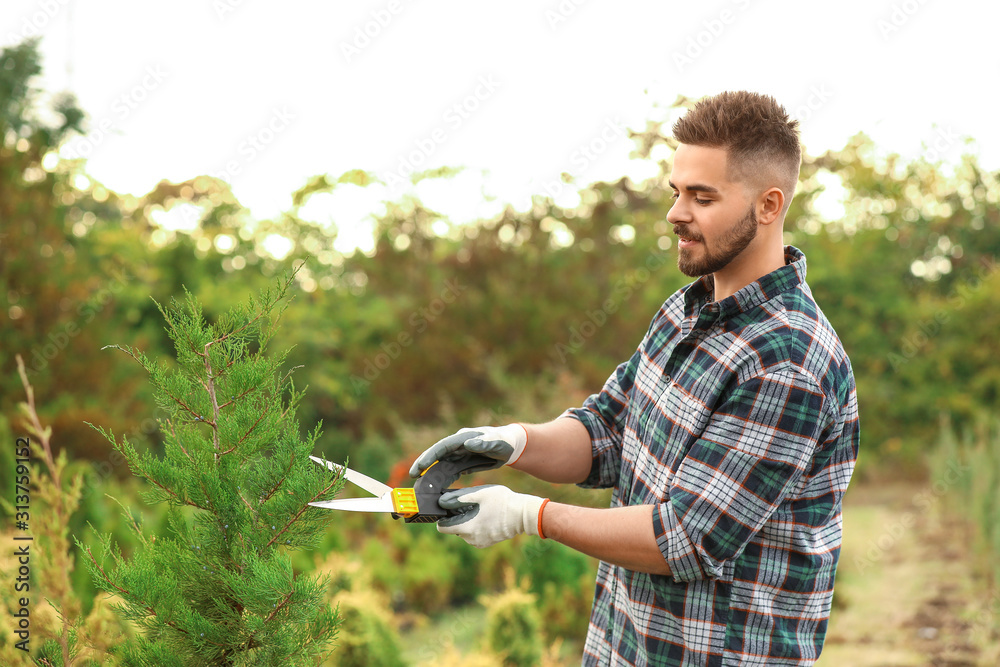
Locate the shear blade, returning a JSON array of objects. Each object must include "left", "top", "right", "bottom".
[
  {"left": 309, "top": 496, "right": 395, "bottom": 513},
  {"left": 310, "top": 455, "right": 392, "bottom": 497}
]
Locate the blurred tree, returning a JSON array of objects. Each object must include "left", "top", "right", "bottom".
[{"left": 0, "top": 38, "right": 153, "bottom": 463}]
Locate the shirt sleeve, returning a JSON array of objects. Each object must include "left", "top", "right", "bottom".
[
  {"left": 653, "top": 366, "right": 831, "bottom": 582},
  {"left": 562, "top": 309, "right": 666, "bottom": 489},
  {"left": 561, "top": 353, "right": 636, "bottom": 489}
]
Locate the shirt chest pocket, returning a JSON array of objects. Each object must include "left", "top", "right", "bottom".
[
  {"left": 627, "top": 379, "right": 709, "bottom": 503},
  {"left": 654, "top": 379, "right": 709, "bottom": 447}
]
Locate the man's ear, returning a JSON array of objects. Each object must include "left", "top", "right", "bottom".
[{"left": 757, "top": 187, "right": 785, "bottom": 225}]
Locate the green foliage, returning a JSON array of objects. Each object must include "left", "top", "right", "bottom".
[
  {"left": 360, "top": 522, "right": 462, "bottom": 614},
  {"left": 518, "top": 538, "right": 592, "bottom": 595},
  {"left": 79, "top": 274, "right": 344, "bottom": 665},
  {"left": 327, "top": 590, "right": 406, "bottom": 667},
  {"left": 518, "top": 540, "right": 594, "bottom": 644},
  {"left": 1, "top": 38, "right": 154, "bottom": 467},
  {"left": 0, "top": 359, "right": 126, "bottom": 665},
  {"left": 481, "top": 580, "right": 544, "bottom": 667},
  {"left": 536, "top": 576, "right": 594, "bottom": 647},
  {"left": 0, "top": 414, "right": 12, "bottom": 519},
  {"left": 934, "top": 414, "right": 1000, "bottom": 590},
  {"left": 399, "top": 531, "right": 462, "bottom": 614}
]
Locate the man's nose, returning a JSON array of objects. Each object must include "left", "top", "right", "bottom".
[{"left": 666, "top": 198, "right": 688, "bottom": 225}]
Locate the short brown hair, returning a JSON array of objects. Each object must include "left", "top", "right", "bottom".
[{"left": 672, "top": 91, "right": 801, "bottom": 215}]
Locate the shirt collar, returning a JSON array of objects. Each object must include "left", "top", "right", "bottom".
[{"left": 682, "top": 246, "right": 808, "bottom": 320}]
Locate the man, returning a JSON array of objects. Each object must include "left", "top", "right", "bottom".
[{"left": 410, "top": 90, "right": 860, "bottom": 665}]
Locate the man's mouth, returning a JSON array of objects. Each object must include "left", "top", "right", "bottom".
[{"left": 674, "top": 228, "right": 701, "bottom": 248}]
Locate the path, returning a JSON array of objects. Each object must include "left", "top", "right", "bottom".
[{"left": 818, "top": 480, "right": 999, "bottom": 666}]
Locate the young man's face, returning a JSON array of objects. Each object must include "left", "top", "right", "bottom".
[{"left": 666, "top": 144, "right": 758, "bottom": 278}]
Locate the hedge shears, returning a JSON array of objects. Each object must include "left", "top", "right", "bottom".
[{"left": 308, "top": 453, "right": 494, "bottom": 523}]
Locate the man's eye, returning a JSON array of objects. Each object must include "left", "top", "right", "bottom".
[{"left": 670, "top": 192, "right": 712, "bottom": 205}]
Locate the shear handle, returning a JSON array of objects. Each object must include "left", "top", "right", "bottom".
[{"left": 403, "top": 452, "right": 496, "bottom": 522}]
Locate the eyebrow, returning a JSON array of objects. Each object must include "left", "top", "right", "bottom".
[{"left": 668, "top": 180, "right": 720, "bottom": 194}]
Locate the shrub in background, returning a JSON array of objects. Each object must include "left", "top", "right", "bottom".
[
  {"left": 481, "top": 573, "right": 543, "bottom": 667},
  {"left": 327, "top": 588, "right": 406, "bottom": 667},
  {"left": 0, "top": 358, "right": 126, "bottom": 666}
]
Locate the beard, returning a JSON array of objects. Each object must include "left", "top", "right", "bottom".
[{"left": 676, "top": 204, "right": 758, "bottom": 278}]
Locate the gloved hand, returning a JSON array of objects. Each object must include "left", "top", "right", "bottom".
[
  {"left": 437, "top": 485, "right": 548, "bottom": 548},
  {"left": 408, "top": 424, "right": 528, "bottom": 480}
]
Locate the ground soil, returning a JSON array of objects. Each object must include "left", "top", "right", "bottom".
[{"left": 818, "top": 481, "right": 1000, "bottom": 666}]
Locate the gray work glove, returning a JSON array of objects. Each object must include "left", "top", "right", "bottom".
[{"left": 408, "top": 424, "right": 528, "bottom": 480}]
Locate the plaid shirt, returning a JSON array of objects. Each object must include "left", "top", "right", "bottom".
[{"left": 564, "top": 246, "right": 860, "bottom": 666}]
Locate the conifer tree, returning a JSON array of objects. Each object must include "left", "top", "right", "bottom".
[{"left": 79, "top": 273, "right": 343, "bottom": 665}]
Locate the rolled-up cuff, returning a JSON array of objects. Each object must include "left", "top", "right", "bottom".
[
  {"left": 652, "top": 501, "right": 714, "bottom": 582},
  {"left": 560, "top": 408, "right": 620, "bottom": 489}
]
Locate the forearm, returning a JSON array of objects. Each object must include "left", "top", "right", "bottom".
[
  {"left": 511, "top": 417, "right": 593, "bottom": 484},
  {"left": 541, "top": 502, "right": 671, "bottom": 575}
]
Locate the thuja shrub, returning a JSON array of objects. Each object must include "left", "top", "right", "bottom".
[
  {"left": 79, "top": 275, "right": 344, "bottom": 665},
  {"left": 327, "top": 589, "right": 405, "bottom": 667},
  {"left": 482, "top": 579, "right": 543, "bottom": 667}
]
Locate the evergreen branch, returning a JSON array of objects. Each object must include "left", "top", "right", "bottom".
[
  {"left": 81, "top": 547, "right": 227, "bottom": 648},
  {"left": 278, "top": 365, "right": 305, "bottom": 391},
  {"left": 107, "top": 494, "right": 148, "bottom": 548},
  {"left": 152, "top": 294, "right": 203, "bottom": 360},
  {"left": 167, "top": 419, "right": 195, "bottom": 463},
  {"left": 237, "top": 490, "right": 255, "bottom": 516},
  {"left": 263, "top": 590, "right": 295, "bottom": 625},
  {"left": 221, "top": 401, "right": 271, "bottom": 456},
  {"left": 203, "top": 342, "right": 222, "bottom": 462},
  {"left": 101, "top": 343, "right": 147, "bottom": 370},
  {"left": 216, "top": 384, "right": 257, "bottom": 411},
  {"left": 131, "top": 461, "right": 210, "bottom": 511},
  {"left": 264, "top": 478, "right": 340, "bottom": 550},
  {"left": 197, "top": 478, "right": 221, "bottom": 518},
  {"left": 199, "top": 284, "right": 295, "bottom": 462},
  {"left": 168, "top": 392, "right": 213, "bottom": 427},
  {"left": 260, "top": 453, "right": 296, "bottom": 505},
  {"left": 210, "top": 281, "right": 284, "bottom": 350}
]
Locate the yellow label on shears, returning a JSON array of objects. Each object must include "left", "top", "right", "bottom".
[{"left": 392, "top": 488, "right": 419, "bottom": 518}]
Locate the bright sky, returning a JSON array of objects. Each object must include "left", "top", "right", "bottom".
[{"left": 4, "top": 0, "right": 998, "bottom": 253}]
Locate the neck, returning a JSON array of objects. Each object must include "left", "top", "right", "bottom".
[{"left": 710, "top": 238, "right": 785, "bottom": 302}]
